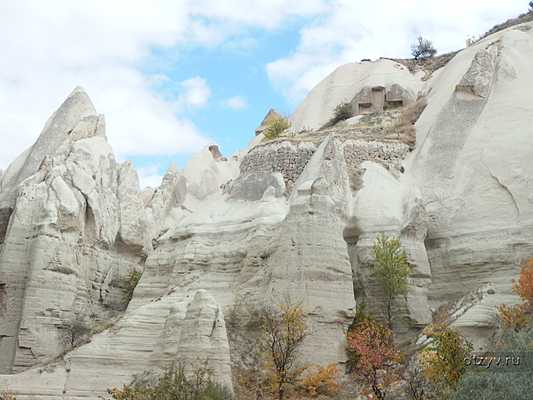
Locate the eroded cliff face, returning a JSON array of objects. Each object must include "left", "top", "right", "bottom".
[
  {"left": 1, "top": 20, "right": 533, "bottom": 399},
  {"left": 0, "top": 88, "right": 150, "bottom": 376}
]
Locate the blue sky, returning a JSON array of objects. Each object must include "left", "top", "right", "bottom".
[
  {"left": 1, "top": 1, "right": 530, "bottom": 187},
  {"left": 132, "top": 25, "right": 303, "bottom": 175}
]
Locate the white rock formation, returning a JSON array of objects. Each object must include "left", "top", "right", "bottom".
[
  {"left": 403, "top": 24, "right": 533, "bottom": 348},
  {"left": 1, "top": 19, "right": 533, "bottom": 399},
  {"left": 0, "top": 87, "right": 149, "bottom": 375},
  {"left": 290, "top": 58, "right": 422, "bottom": 131}
]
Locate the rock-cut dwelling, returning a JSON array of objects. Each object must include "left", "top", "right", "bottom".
[{"left": 351, "top": 83, "right": 414, "bottom": 115}]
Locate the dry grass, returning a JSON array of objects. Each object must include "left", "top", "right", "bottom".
[
  {"left": 385, "top": 51, "right": 458, "bottom": 81},
  {"left": 389, "top": 96, "right": 427, "bottom": 148},
  {"left": 432, "top": 303, "right": 455, "bottom": 325},
  {"left": 479, "top": 11, "right": 533, "bottom": 40}
]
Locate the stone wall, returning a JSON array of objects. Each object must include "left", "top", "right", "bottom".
[
  {"left": 343, "top": 139, "right": 409, "bottom": 188},
  {"left": 239, "top": 141, "right": 316, "bottom": 191}
]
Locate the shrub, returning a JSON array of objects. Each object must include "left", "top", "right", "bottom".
[
  {"left": 458, "top": 303, "right": 533, "bottom": 400},
  {"left": 323, "top": 102, "right": 353, "bottom": 128},
  {"left": 513, "top": 259, "right": 533, "bottom": 309},
  {"left": 452, "top": 371, "right": 533, "bottom": 400},
  {"left": 261, "top": 301, "right": 307, "bottom": 400},
  {"left": 420, "top": 324, "right": 472, "bottom": 391},
  {"left": 496, "top": 259, "right": 533, "bottom": 333},
  {"left": 397, "top": 96, "right": 427, "bottom": 147},
  {"left": 0, "top": 390, "right": 16, "bottom": 400},
  {"left": 405, "top": 359, "right": 437, "bottom": 400},
  {"left": 496, "top": 324, "right": 533, "bottom": 351},
  {"left": 346, "top": 304, "right": 373, "bottom": 372},
  {"left": 347, "top": 318, "right": 402, "bottom": 400},
  {"left": 264, "top": 117, "right": 290, "bottom": 141},
  {"left": 123, "top": 268, "right": 142, "bottom": 304},
  {"left": 530, "top": 1, "right": 533, "bottom": 11},
  {"left": 298, "top": 363, "right": 339, "bottom": 397},
  {"left": 372, "top": 234, "right": 411, "bottom": 328},
  {"left": 108, "top": 362, "right": 233, "bottom": 400},
  {"left": 498, "top": 303, "right": 528, "bottom": 332},
  {"left": 411, "top": 36, "right": 437, "bottom": 60}
]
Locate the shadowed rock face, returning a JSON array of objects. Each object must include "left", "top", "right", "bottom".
[{"left": 1, "top": 20, "right": 533, "bottom": 399}]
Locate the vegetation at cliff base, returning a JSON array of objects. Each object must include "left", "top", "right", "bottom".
[
  {"left": 108, "top": 362, "right": 233, "bottom": 400},
  {"left": 234, "top": 300, "right": 339, "bottom": 399},
  {"left": 347, "top": 316, "right": 402, "bottom": 400},
  {"left": 420, "top": 324, "right": 473, "bottom": 392},
  {"left": 0, "top": 391, "right": 16, "bottom": 400},
  {"left": 261, "top": 301, "right": 307, "bottom": 400}
]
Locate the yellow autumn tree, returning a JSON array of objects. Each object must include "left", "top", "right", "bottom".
[
  {"left": 261, "top": 301, "right": 307, "bottom": 400},
  {"left": 420, "top": 324, "right": 472, "bottom": 391},
  {"left": 298, "top": 363, "right": 339, "bottom": 397}
]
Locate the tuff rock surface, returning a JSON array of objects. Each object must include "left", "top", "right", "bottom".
[{"left": 1, "top": 20, "right": 533, "bottom": 399}]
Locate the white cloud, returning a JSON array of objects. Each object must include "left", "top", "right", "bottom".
[
  {"left": 224, "top": 96, "right": 248, "bottom": 110},
  {"left": 179, "top": 77, "right": 211, "bottom": 108},
  {"left": 0, "top": 0, "right": 327, "bottom": 168},
  {"left": 2, "top": 0, "right": 526, "bottom": 170},
  {"left": 267, "top": 0, "right": 529, "bottom": 103},
  {"left": 137, "top": 164, "right": 163, "bottom": 189}
]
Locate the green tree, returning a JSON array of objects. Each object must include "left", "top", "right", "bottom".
[
  {"left": 529, "top": 1, "right": 533, "bottom": 11},
  {"left": 372, "top": 234, "right": 411, "bottom": 328}
]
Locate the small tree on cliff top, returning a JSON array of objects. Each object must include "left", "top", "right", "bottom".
[
  {"left": 411, "top": 36, "right": 437, "bottom": 60},
  {"left": 372, "top": 234, "right": 411, "bottom": 328}
]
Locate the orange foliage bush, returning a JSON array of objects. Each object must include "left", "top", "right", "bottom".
[
  {"left": 298, "top": 364, "right": 339, "bottom": 397},
  {"left": 347, "top": 319, "right": 401, "bottom": 400},
  {"left": 497, "top": 259, "right": 533, "bottom": 332},
  {"left": 513, "top": 259, "right": 533, "bottom": 308},
  {"left": 498, "top": 303, "right": 528, "bottom": 332}
]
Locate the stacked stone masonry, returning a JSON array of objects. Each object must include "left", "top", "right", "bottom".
[
  {"left": 239, "top": 141, "right": 316, "bottom": 191},
  {"left": 342, "top": 139, "right": 409, "bottom": 187}
]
